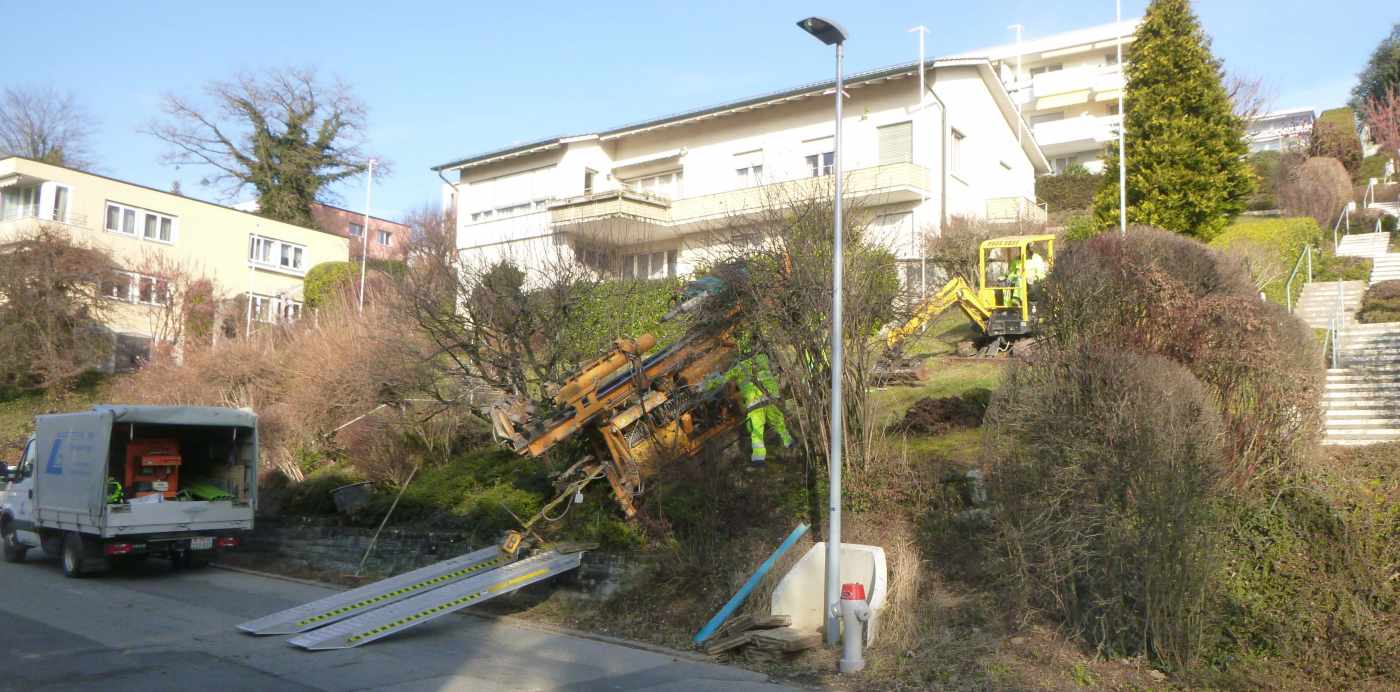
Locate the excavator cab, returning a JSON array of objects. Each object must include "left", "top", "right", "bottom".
[{"left": 977, "top": 235, "right": 1055, "bottom": 337}]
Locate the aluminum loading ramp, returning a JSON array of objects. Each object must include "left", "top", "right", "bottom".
[{"left": 237, "top": 547, "right": 582, "bottom": 649}]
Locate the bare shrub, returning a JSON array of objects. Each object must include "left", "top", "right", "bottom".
[
  {"left": 985, "top": 345, "right": 1223, "bottom": 667},
  {"left": 1279, "top": 156, "right": 1353, "bottom": 226},
  {"left": 1043, "top": 227, "right": 1321, "bottom": 489},
  {"left": 112, "top": 300, "right": 440, "bottom": 483},
  {"left": 0, "top": 225, "right": 116, "bottom": 391},
  {"left": 127, "top": 251, "right": 226, "bottom": 359},
  {"left": 923, "top": 215, "right": 999, "bottom": 286}
]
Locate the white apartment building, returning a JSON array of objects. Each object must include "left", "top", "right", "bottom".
[
  {"left": 952, "top": 19, "right": 1140, "bottom": 174},
  {"left": 435, "top": 58, "right": 1049, "bottom": 286},
  {"left": 1245, "top": 108, "right": 1315, "bottom": 153}
]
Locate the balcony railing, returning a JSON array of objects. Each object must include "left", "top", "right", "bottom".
[
  {"left": 1032, "top": 115, "right": 1121, "bottom": 147},
  {"left": 986, "top": 197, "right": 1048, "bottom": 225},
  {"left": 0, "top": 209, "right": 90, "bottom": 229},
  {"left": 1032, "top": 65, "right": 1123, "bottom": 100}
]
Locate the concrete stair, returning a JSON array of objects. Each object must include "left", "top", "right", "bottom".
[
  {"left": 1336, "top": 231, "right": 1390, "bottom": 258},
  {"left": 1294, "top": 280, "right": 1365, "bottom": 330},
  {"left": 1371, "top": 254, "right": 1400, "bottom": 285},
  {"left": 1324, "top": 321, "right": 1400, "bottom": 446}
]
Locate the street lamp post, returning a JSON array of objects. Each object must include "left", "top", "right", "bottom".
[
  {"left": 797, "top": 15, "right": 848, "bottom": 648},
  {"left": 359, "top": 158, "right": 376, "bottom": 312}
]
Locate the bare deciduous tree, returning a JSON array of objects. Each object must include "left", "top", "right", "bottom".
[
  {"left": 1225, "top": 71, "right": 1273, "bottom": 124},
  {"left": 145, "top": 67, "right": 376, "bottom": 228},
  {"left": 0, "top": 225, "right": 116, "bottom": 390},
  {"left": 1279, "top": 156, "right": 1353, "bottom": 226},
  {"left": 0, "top": 86, "right": 97, "bottom": 169},
  {"left": 127, "top": 251, "right": 225, "bottom": 358}
]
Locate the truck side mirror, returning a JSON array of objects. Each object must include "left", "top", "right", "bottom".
[{"left": 0, "top": 466, "right": 11, "bottom": 482}]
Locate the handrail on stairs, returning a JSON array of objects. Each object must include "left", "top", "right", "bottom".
[
  {"left": 1284, "top": 245, "right": 1315, "bottom": 313},
  {"left": 1332, "top": 206, "right": 1351, "bottom": 248},
  {"left": 1364, "top": 179, "right": 1376, "bottom": 209}
]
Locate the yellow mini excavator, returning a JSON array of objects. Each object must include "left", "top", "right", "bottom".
[{"left": 877, "top": 234, "right": 1055, "bottom": 382}]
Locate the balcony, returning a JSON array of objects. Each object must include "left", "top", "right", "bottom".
[
  {"left": 549, "top": 162, "right": 931, "bottom": 244},
  {"left": 0, "top": 208, "right": 90, "bottom": 239},
  {"left": 1032, "top": 115, "right": 1121, "bottom": 155},
  {"left": 985, "top": 197, "right": 1047, "bottom": 225}
]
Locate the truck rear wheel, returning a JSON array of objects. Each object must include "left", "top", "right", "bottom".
[
  {"left": 61, "top": 532, "right": 86, "bottom": 577},
  {"left": 1, "top": 521, "right": 26, "bottom": 563}
]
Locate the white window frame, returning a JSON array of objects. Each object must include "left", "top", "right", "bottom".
[
  {"left": 951, "top": 128, "right": 966, "bottom": 177},
  {"left": 806, "top": 151, "right": 835, "bottom": 177},
  {"left": 248, "top": 234, "right": 307, "bottom": 274},
  {"left": 624, "top": 170, "right": 683, "bottom": 200},
  {"left": 348, "top": 222, "right": 364, "bottom": 237},
  {"left": 105, "top": 202, "right": 176, "bottom": 244},
  {"left": 247, "top": 292, "right": 304, "bottom": 324},
  {"left": 376, "top": 229, "right": 392, "bottom": 246},
  {"left": 101, "top": 270, "right": 169, "bottom": 306},
  {"left": 619, "top": 249, "right": 678, "bottom": 280}
]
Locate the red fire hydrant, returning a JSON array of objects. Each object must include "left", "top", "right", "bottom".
[{"left": 839, "top": 582, "right": 871, "bottom": 673}]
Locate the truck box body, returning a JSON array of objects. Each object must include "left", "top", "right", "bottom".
[{"left": 31, "top": 406, "right": 257, "bottom": 539}]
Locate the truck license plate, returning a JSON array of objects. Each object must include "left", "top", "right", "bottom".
[{"left": 191, "top": 537, "right": 213, "bottom": 550}]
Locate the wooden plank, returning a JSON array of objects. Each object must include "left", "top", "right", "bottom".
[
  {"left": 749, "top": 614, "right": 791, "bottom": 630},
  {"left": 701, "top": 632, "right": 753, "bottom": 656},
  {"left": 711, "top": 613, "right": 755, "bottom": 640},
  {"left": 750, "top": 627, "right": 822, "bottom": 653}
]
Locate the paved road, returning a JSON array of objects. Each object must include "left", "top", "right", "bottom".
[{"left": 0, "top": 550, "right": 794, "bottom": 691}]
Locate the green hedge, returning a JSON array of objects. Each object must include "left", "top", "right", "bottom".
[
  {"left": 1035, "top": 169, "right": 1105, "bottom": 212},
  {"left": 557, "top": 278, "right": 685, "bottom": 364},
  {"left": 304, "top": 260, "right": 407, "bottom": 309},
  {"left": 1210, "top": 217, "right": 1323, "bottom": 305}
]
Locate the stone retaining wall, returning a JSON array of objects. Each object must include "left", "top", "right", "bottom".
[{"left": 240, "top": 517, "right": 648, "bottom": 601}]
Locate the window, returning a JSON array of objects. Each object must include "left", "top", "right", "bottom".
[
  {"left": 806, "top": 152, "right": 835, "bottom": 177},
  {"left": 951, "top": 129, "right": 966, "bottom": 175},
  {"left": 1104, "top": 51, "right": 1120, "bottom": 66},
  {"left": 625, "top": 170, "right": 683, "bottom": 199},
  {"left": 247, "top": 293, "right": 304, "bottom": 324},
  {"left": 377, "top": 230, "right": 391, "bottom": 245},
  {"left": 1106, "top": 102, "right": 1120, "bottom": 116},
  {"left": 248, "top": 235, "right": 306, "bottom": 273},
  {"left": 877, "top": 122, "right": 913, "bottom": 164},
  {"left": 1029, "top": 64, "right": 1063, "bottom": 76},
  {"left": 101, "top": 271, "right": 168, "bottom": 306},
  {"left": 583, "top": 169, "right": 596, "bottom": 195},
  {"left": 137, "top": 276, "right": 170, "bottom": 306},
  {"left": 468, "top": 165, "right": 556, "bottom": 220},
  {"left": 734, "top": 150, "right": 764, "bottom": 186},
  {"left": 620, "top": 250, "right": 678, "bottom": 280},
  {"left": 101, "top": 272, "right": 134, "bottom": 302},
  {"left": 51, "top": 186, "right": 69, "bottom": 222},
  {"left": 105, "top": 202, "right": 174, "bottom": 242},
  {"left": 348, "top": 222, "right": 364, "bottom": 237}
]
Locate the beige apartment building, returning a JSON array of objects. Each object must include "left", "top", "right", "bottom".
[
  {"left": 0, "top": 157, "right": 348, "bottom": 365},
  {"left": 952, "top": 19, "right": 1140, "bottom": 174},
  {"left": 436, "top": 58, "right": 1049, "bottom": 288}
]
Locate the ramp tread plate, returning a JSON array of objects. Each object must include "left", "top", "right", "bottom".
[
  {"left": 237, "top": 545, "right": 506, "bottom": 635},
  {"left": 288, "top": 551, "right": 582, "bottom": 650}
]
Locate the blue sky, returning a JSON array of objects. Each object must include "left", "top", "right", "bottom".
[{"left": 23, "top": 1, "right": 1392, "bottom": 221}]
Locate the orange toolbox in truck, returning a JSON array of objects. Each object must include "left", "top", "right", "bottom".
[{"left": 125, "top": 438, "right": 182, "bottom": 499}]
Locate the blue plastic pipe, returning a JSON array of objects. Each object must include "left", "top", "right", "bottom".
[{"left": 693, "top": 522, "right": 810, "bottom": 644}]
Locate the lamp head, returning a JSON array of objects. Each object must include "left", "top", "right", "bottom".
[{"left": 797, "top": 16, "right": 847, "bottom": 46}]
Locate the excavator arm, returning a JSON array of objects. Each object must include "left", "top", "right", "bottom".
[{"left": 884, "top": 277, "right": 990, "bottom": 352}]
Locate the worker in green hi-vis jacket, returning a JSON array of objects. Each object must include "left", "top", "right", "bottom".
[{"left": 714, "top": 338, "right": 793, "bottom": 467}]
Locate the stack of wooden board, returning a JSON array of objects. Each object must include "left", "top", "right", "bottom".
[{"left": 699, "top": 614, "right": 821, "bottom": 660}]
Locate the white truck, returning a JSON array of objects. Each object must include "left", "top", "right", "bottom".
[{"left": 0, "top": 405, "right": 258, "bottom": 577}]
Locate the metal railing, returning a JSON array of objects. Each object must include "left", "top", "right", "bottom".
[
  {"left": 1364, "top": 179, "right": 1377, "bottom": 209},
  {"left": 1327, "top": 314, "right": 1342, "bottom": 369},
  {"left": 1283, "top": 244, "right": 1314, "bottom": 313},
  {"left": 1333, "top": 206, "right": 1351, "bottom": 248}
]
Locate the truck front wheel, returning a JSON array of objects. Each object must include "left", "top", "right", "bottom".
[{"left": 1, "top": 521, "right": 26, "bottom": 563}]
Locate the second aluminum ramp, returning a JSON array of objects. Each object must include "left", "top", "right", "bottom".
[
  {"left": 237, "top": 545, "right": 508, "bottom": 636},
  {"left": 287, "top": 549, "right": 582, "bottom": 650}
]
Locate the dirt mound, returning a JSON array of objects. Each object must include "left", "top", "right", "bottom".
[{"left": 895, "top": 389, "right": 990, "bottom": 434}]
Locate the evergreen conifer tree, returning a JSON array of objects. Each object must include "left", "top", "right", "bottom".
[{"left": 1092, "top": 0, "right": 1254, "bottom": 239}]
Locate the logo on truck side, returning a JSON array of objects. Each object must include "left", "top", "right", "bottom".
[{"left": 44, "top": 438, "right": 64, "bottom": 475}]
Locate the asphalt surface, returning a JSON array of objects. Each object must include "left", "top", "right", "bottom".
[{"left": 0, "top": 549, "right": 795, "bottom": 691}]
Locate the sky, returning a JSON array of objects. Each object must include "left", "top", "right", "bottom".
[{"left": 21, "top": 1, "right": 1394, "bottom": 222}]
